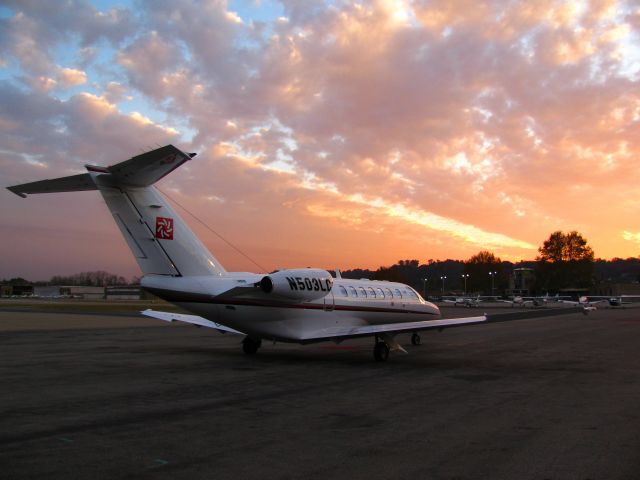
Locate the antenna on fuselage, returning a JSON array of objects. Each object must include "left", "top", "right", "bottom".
[{"left": 335, "top": 269, "right": 342, "bottom": 279}]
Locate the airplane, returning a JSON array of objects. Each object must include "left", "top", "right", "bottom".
[
  {"left": 497, "top": 296, "right": 535, "bottom": 307},
  {"left": 441, "top": 295, "right": 487, "bottom": 307},
  {"left": 7, "top": 145, "right": 577, "bottom": 361},
  {"left": 572, "top": 295, "right": 640, "bottom": 308},
  {"left": 557, "top": 296, "right": 608, "bottom": 313},
  {"left": 497, "top": 293, "right": 564, "bottom": 308}
]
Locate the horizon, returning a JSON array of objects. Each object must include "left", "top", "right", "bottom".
[
  {"left": 2, "top": 1, "right": 640, "bottom": 280},
  {"left": 5, "top": 255, "right": 640, "bottom": 285}
]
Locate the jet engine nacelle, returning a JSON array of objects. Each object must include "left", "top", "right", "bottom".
[{"left": 260, "top": 268, "right": 333, "bottom": 302}]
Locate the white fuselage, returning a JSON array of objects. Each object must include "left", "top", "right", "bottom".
[{"left": 141, "top": 274, "right": 440, "bottom": 343}]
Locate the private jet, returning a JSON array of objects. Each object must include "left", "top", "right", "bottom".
[{"left": 7, "top": 145, "right": 575, "bottom": 361}]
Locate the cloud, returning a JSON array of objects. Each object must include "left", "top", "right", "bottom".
[
  {"left": 2, "top": 1, "right": 640, "bottom": 279},
  {"left": 58, "top": 67, "right": 87, "bottom": 87},
  {"left": 623, "top": 231, "right": 640, "bottom": 245}
]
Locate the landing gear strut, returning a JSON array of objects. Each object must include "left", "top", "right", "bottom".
[
  {"left": 411, "top": 332, "right": 421, "bottom": 346},
  {"left": 373, "top": 340, "right": 390, "bottom": 362},
  {"left": 242, "top": 336, "right": 262, "bottom": 355}
]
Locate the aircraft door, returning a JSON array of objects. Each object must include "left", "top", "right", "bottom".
[{"left": 323, "top": 291, "right": 335, "bottom": 311}]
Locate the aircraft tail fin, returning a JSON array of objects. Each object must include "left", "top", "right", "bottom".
[{"left": 8, "top": 145, "right": 226, "bottom": 277}]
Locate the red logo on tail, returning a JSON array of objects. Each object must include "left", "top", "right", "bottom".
[{"left": 156, "top": 217, "right": 174, "bottom": 240}]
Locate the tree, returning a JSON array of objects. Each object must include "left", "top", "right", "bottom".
[
  {"left": 538, "top": 230, "right": 594, "bottom": 262},
  {"left": 0, "top": 277, "right": 32, "bottom": 285},
  {"left": 535, "top": 231, "right": 594, "bottom": 291},
  {"left": 48, "top": 271, "right": 128, "bottom": 286},
  {"left": 464, "top": 251, "right": 504, "bottom": 294}
]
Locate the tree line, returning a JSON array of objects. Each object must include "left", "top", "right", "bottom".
[
  {"left": 341, "top": 231, "right": 640, "bottom": 296},
  {"left": 1, "top": 271, "right": 134, "bottom": 287}
]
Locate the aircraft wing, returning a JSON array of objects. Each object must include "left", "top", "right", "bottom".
[
  {"left": 559, "top": 299, "right": 604, "bottom": 306},
  {"left": 300, "top": 316, "right": 488, "bottom": 342},
  {"left": 558, "top": 299, "right": 578, "bottom": 305},
  {"left": 300, "top": 307, "right": 582, "bottom": 343},
  {"left": 141, "top": 309, "right": 244, "bottom": 334},
  {"left": 588, "top": 299, "right": 609, "bottom": 306}
]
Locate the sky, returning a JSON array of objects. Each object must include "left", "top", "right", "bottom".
[{"left": 1, "top": 0, "right": 640, "bottom": 281}]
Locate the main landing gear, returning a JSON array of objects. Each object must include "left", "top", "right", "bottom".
[
  {"left": 373, "top": 340, "right": 390, "bottom": 362},
  {"left": 242, "top": 336, "right": 262, "bottom": 355},
  {"left": 373, "top": 332, "right": 421, "bottom": 361}
]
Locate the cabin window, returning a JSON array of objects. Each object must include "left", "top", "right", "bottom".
[
  {"left": 358, "top": 287, "right": 367, "bottom": 297},
  {"left": 367, "top": 287, "right": 376, "bottom": 298},
  {"left": 338, "top": 286, "right": 348, "bottom": 297},
  {"left": 348, "top": 286, "right": 358, "bottom": 297},
  {"left": 385, "top": 288, "right": 393, "bottom": 298},
  {"left": 376, "top": 288, "right": 385, "bottom": 298},
  {"left": 394, "top": 289, "right": 402, "bottom": 298}
]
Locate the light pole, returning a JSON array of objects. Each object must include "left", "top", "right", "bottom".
[
  {"left": 461, "top": 274, "right": 469, "bottom": 295},
  {"left": 422, "top": 278, "right": 428, "bottom": 298},
  {"left": 489, "top": 271, "right": 497, "bottom": 296},
  {"left": 440, "top": 275, "right": 447, "bottom": 295}
]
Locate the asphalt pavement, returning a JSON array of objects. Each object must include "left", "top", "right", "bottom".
[{"left": 1, "top": 306, "right": 639, "bottom": 479}]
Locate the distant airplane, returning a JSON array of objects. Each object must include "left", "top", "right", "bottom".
[
  {"left": 571, "top": 295, "right": 640, "bottom": 308},
  {"left": 498, "top": 293, "right": 564, "bottom": 308},
  {"left": 442, "top": 295, "right": 488, "bottom": 307},
  {"left": 558, "top": 296, "right": 608, "bottom": 313},
  {"left": 7, "top": 145, "right": 577, "bottom": 361}
]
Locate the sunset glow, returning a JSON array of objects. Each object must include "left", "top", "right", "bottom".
[{"left": 1, "top": 1, "right": 640, "bottom": 280}]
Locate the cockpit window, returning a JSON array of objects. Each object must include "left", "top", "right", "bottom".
[
  {"left": 394, "top": 289, "right": 402, "bottom": 298},
  {"left": 338, "top": 286, "right": 348, "bottom": 297},
  {"left": 376, "top": 288, "right": 385, "bottom": 298},
  {"left": 367, "top": 287, "right": 376, "bottom": 298},
  {"left": 404, "top": 288, "right": 418, "bottom": 299},
  {"left": 359, "top": 287, "right": 367, "bottom": 297},
  {"left": 348, "top": 286, "right": 357, "bottom": 297},
  {"left": 385, "top": 288, "right": 393, "bottom": 298}
]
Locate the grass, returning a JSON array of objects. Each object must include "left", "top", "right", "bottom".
[{"left": 0, "top": 298, "right": 187, "bottom": 314}]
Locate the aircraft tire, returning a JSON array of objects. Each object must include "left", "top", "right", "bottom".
[
  {"left": 242, "top": 337, "right": 261, "bottom": 355},
  {"left": 411, "top": 333, "right": 421, "bottom": 346},
  {"left": 373, "top": 342, "right": 389, "bottom": 362}
]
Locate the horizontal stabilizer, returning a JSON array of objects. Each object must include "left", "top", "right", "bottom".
[
  {"left": 142, "top": 309, "right": 244, "bottom": 334},
  {"left": 95, "top": 144, "right": 196, "bottom": 187},
  {"left": 7, "top": 173, "right": 96, "bottom": 198}
]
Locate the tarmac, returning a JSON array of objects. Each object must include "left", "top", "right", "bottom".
[{"left": 1, "top": 303, "right": 640, "bottom": 479}]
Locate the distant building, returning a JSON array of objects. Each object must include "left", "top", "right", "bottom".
[
  {"left": 592, "top": 283, "right": 640, "bottom": 297},
  {"left": 508, "top": 268, "right": 535, "bottom": 296},
  {"left": 105, "top": 286, "right": 141, "bottom": 300},
  {"left": 0, "top": 284, "right": 34, "bottom": 297},
  {"left": 33, "top": 285, "right": 62, "bottom": 297},
  {"left": 59, "top": 286, "right": 105, "bottom": 299}
]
